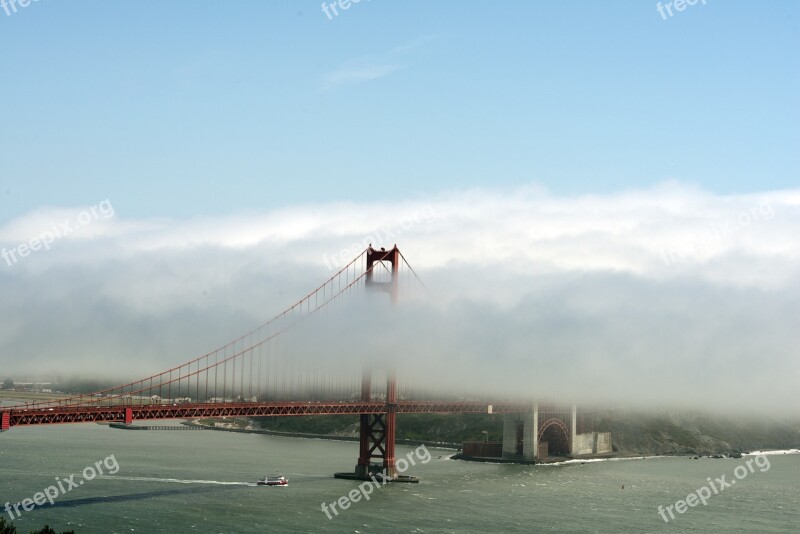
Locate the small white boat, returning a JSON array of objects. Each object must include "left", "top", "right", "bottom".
[{"left": 256, "top": 475, "right": 288, "bottom": 486}]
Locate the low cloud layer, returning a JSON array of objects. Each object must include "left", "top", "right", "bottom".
[{"left": 1, "top": 183, "right": 798, "bottom": 414}]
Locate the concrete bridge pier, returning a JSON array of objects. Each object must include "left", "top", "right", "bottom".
[
  {"left": 571, "top": 403, "right": 577, "bottom": 453},
  {"left": 502, "top": 401, "right": 538, "bottom": 461},
  {"left": 501, "top": 414, "right": 518, "bottom": 457},
  {"left": 521, "top": 409, "right": 537, "bottom": 461},
  {"left": 502, "top": 401, "right": 592, "bottom": 462}
]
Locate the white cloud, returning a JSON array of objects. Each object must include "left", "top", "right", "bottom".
[
  {"left": 320, "top": 35, "right": 434, "bottom": 89},
  {"left": 322, "top": 62, "right": 399, "bottom": 89},
  {"left": 1, "top": 183, "right": 798, "bottom": 413}
]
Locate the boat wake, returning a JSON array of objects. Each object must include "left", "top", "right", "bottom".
[
  {"left": 539, "top": 455, "right": 665, "bottom": 466},
  {"left": 98, "top": 476, "right": 254, "bottom": 486}
]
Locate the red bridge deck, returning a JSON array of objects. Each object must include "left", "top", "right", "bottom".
[{"left": 1, "top": 401, "right": 529, "bottom": 429}]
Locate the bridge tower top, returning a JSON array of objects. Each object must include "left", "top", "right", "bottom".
[{"left": 365, "top": 245, "right": 400, "bottom": 303}]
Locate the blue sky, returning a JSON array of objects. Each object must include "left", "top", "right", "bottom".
[{"left": 1, "top": 0, "right": 797, "bottom": 220}]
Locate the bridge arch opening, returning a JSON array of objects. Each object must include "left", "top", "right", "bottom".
[{"left": 538, "top": 418, "right": 571, "bottom": 457}]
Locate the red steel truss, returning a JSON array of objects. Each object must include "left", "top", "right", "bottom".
[{"left": 1, "top": 400, "right": 530, "bottom": 429}]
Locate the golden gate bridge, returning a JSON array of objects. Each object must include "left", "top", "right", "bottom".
[{"left": 1, "top": 246, "right": 582, "bottom": 479}]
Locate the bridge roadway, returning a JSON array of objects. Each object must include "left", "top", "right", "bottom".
[{"left": 2, "top": 400, "right": 531, "bottom": 428}]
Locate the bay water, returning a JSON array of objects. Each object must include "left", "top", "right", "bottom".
[{"left": 1, "top": 422, "right": 797, "bottom": 533}]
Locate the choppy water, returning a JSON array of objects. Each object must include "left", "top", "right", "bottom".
[{"left": 1, "top": 422, "right": 798, "bottom": 533}]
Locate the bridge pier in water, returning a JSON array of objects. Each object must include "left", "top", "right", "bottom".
[
  {"left": 497, "top": 403, "right": 613, "bottom": 461},
  {"left": 335, "top": 370, "right": 417, "bottom": 482},
  {"left": 501, "top": 401, "right": 578, "bottom": 461},
  {"left": 345, "top": 370, "right": 398, "bottom": 480}
]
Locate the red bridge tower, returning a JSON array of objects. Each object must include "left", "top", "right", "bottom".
[{"left": 339, "top": 245, "right": 402, "bottom": 480}]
